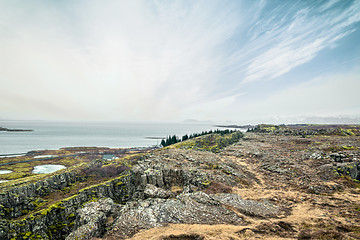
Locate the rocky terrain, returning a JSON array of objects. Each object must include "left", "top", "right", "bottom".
[{"left": 1, "top": 126, "right": 360, "bottom": 239}]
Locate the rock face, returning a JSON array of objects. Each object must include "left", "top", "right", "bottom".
[
  {"left": 144, "top": 184, "right": 175, "bottom": 199},
  {"left": 210, "top": 193, "right": 282, "bottom": 218},
  {"left": 337, "top": 162, "right": 360, "bottom": 181},
  {"left": 105, "top": 192, "right": 244, "bottom": 239},
  {"left": 0, "top": 171, "right": 81, "bottom": 219},
  {"left": 66, "top": 198, "right": 116, "bottom": 240},
  {"left": 0, "top": 174, "right": 131, "bottom": 240},
  {"left": 64, "top": 145, "right": 284, "bottom": 239},
  {"left": 70, "top": 191, "right": 283, "bottom": 240}
]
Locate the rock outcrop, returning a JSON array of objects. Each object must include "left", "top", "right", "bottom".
[
  {"left": 0, "top": 173, "right": 131, "bottom": 240},
  {"left": 0, "top": 171, "right": 81, "bottom": 219},
  {"left": 210, "top": 193, "right": 283, "bottom": 218},
  {"left": 103, "top": 191, "right": 283, "bottom": 239},
  {"left": 336, "top": 162, "right": 360, "bottom": 181},
  {"left": 107, "top": 193, "right": 243, "bottom": 239},
  {"left": 66, "top": 198, "right": 116, "bottom": 240}
]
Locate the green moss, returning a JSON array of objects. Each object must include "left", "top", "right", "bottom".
[
  {"left": 342, "top": 145, "right": 356, "bottom": 150},
  {"left": 340, "top": 128, "right": 355, "bottom": 136},
  {"left": 201, "top": 180, "right": 211, "bottom": 186},
  {"left": 211, "top": 165, "right": 220, "bottom": 169},
  {"left": 0, "top": 166, "right": 83, "bottom": 193},
  {"left": 32, "top": 198, "right": 47, "bottom": 210},
  {"left": 21, "top": 209, "right": 29, "bottom": 215},
  {"left": 172, "top": 132, "right": 242, "bottom": 153},
  {"left": 263, "top": 126, "right": 276, "bottom": 132},
  {"left": 23, "top": 231, "right": 32, "bottom": 239}
]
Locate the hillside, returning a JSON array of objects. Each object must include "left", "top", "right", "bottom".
[{"left": 0, "top": 126, "right": 359, "bottom": 239}]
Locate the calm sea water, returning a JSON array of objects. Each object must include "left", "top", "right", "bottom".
[{"left": 0, "top": 121, "right": 222, "bottom": 155}]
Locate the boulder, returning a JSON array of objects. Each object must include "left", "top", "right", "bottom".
[
  {"left": 144, "top": 184, "right": 174, "bottom": 199},
  {"left": 337, "top": 162, "right": 360, "bottom": 181},
  {"left": 330, "top": 153, "right": 346, "bottom": 163},
  {"left": 210, "top": 193, "right": 283, "bottom": 218}
]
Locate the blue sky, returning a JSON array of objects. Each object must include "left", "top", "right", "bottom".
[{"left": 0, "top": 0, "right": 359, "bottom": 124}]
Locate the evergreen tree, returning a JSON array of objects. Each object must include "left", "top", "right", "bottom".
[{"left": 182, "top": 134, "right": 189, "bottom": 141}]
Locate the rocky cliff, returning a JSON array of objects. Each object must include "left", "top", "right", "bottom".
[{"left": 0, "top": 127, "right": 360, "bottom": 239}]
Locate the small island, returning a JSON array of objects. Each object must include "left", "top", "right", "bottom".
[{"left": 0, "top": 127, "right": 33, "bottom": 132}]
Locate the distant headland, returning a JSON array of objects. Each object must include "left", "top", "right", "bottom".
[
  {"left": 0, "top": 127, "right": 33, "bottom": 132},
  {"left": 215, "top": 124, "right": 255, "bottom": 129}
]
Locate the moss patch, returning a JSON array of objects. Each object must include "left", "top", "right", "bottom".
[{"left": 172, "top": 132, "right": 243, "bottom": 153}]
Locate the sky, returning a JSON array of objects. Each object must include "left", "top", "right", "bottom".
[{"left": 1, "top": 0, "right": 360, "bottom": 124}]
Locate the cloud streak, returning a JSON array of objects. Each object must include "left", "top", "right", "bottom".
[{"left": 241, "top": 1, "right": 360, "bottom": 82}]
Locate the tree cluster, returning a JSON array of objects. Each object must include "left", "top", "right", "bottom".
[
  {"left": 160, "top": 129, "right": 237, "bottom": 147},
  {"left": 160, "top": 135, "right": 180, "bottom": 147}
]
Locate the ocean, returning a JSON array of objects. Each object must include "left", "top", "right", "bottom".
[{"left": 0, "top": 121, "right": 224, "bottom": 155}]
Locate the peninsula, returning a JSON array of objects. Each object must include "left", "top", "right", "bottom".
[{"left": 0, "top": 127, "right": 33, "bottom": 132}]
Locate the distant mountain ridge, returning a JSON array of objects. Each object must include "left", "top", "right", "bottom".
[{"left": 183, "top": 119, "right": 213, "bottom": 123}]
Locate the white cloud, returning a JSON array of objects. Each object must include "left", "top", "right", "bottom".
[
  {"left": 0, "top": 0, "right": 243, "bottom": 121},
  {"left": 233, "top": 72, "right": 360, "bottom": 122},
  {"left": 0, "top": 0, "right": 359, "bottom": 122}
]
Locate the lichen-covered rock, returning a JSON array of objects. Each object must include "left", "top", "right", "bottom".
[
  {"left": 0, "top": 171, "right": 81, "bottom": 219},
  {"left": 210, "top": 193, "right": 283, "bottom": 218},
  {"left": 66, "top": 198, "right": 115, "bottom": 240},
  {"left": 336, "top": 162, "right": 360, "bottom": 180},
  {"left": 106, "top": 192, "right": 259, "bottom": 239},
  {"left": 144, "top": 184, "right": 174, "bottom": 199},
  {"left": 0, "top": 174, "right": 131, "bottom": 240},
  {"left": 330, "top": 153, "right": 346, "bottom": 162}
]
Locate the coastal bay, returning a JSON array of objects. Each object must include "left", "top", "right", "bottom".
[{"left": 0, "top": 121, "right": 219, "bottom": 155}]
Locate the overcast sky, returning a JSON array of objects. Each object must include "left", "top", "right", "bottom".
[{"left": 1, "top": 0, "right": 360, "bottom": 124}]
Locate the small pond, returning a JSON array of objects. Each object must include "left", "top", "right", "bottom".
[
  {"left": 32, "top": 165, "right": 66, "bottom": 174},
  {"left": 0, "top": 170, "right": 13, "bottom": 174},
  {"left": 33, "top": 155, "right": 58, "bottom": 159}
]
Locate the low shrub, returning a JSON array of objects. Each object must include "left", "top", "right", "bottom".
[
  {"left": 83, "top": 164, "right": 129, "bottom": 178},
  {"left": 203, "top": 182, "right": 232, "bottom": 194}
]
